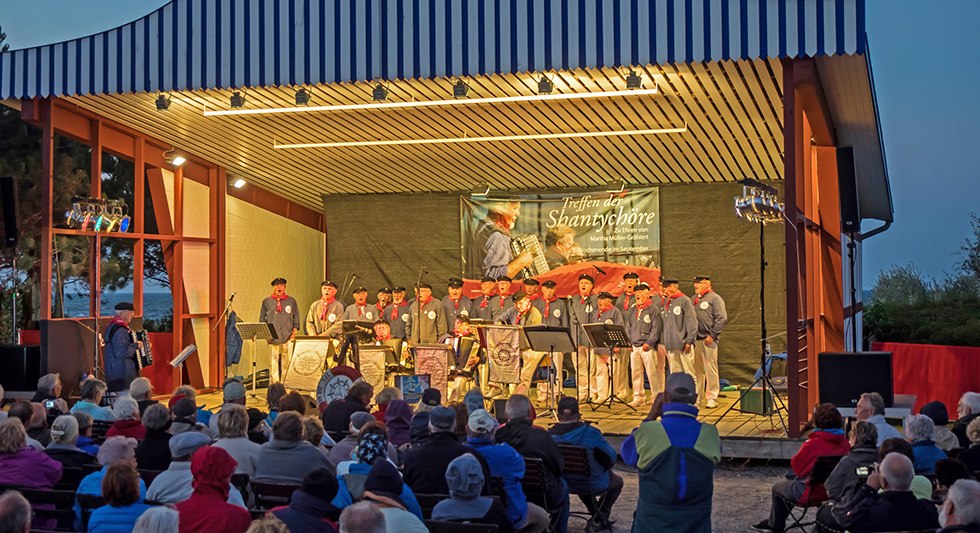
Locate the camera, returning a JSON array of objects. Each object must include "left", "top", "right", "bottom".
[{"left": 43, "top": 399, "right": 57, "bottom": 410}]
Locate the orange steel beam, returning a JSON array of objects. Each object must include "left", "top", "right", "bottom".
[{"left": 39, "top": 99, "right": 54, "bottom": 319}]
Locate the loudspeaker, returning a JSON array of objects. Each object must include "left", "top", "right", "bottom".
[
  {"left": 818, "top": 351, "right": 893, "bottom": 408},
  {"left": 837, "top": 147, "right": 861, "bottom": 233},
  {"left": 0, "top": 345, "right": 42, "bottom": 391},
  {"left": 0, "top": 176, "right": 17, "bottom": 248},
  {"left": 493, "top": 398, "right": 508, "bottom": 423},
  {"left": 740, "top": 387, "right": 773, "bottom": 415}
]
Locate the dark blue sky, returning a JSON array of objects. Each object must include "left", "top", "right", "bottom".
[{"left": 2, "top": 0, "right": 977, "bottom": 285}]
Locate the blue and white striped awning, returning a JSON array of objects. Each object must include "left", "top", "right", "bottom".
[{"left": 0, "top": 0, "right": 866, "bottom": 100}]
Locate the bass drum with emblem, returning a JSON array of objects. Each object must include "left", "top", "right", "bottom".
[{"left": 316, "top": 365, "right": 362, "bottom": 406}]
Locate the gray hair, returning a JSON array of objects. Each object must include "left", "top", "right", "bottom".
[
  {"left": 133, "top": 505, "right": 179, "bottom": 533},
  {"left": 903, "top": 414, "right": 935, "bottom": 443},
  {"left": 339, "top": 501, "right": 386, "bottom": 533},
  {"left": 80, "top": 379, "right": 107, "bottom": 401},
  {"left": 879, "top": 451, "right": 915, "bottom": 491},
  {"left": 961, "top": 392, "right": 980, "bottom": 415},
  {"left": 860, "top": 392, "right": 887, "bottom": 415},
  {"left": 113, "top": 397, "right": 140, "bottom": 421},
  {"left": 50, "top": 415, "right": 80, "bottom": 445},
  {"left": 217, "top": 404, "right": 248, "bottom": 438},
  {"left": 142, "top": 404, "right": 172, "bottom": 432},
  {"left": 172, "top": 385, "right": 197, "bottom": 401},
  {"left": 504, "top": 394, "right": 532, "bottom": 421},
  {"left": 0, "top": 491, "right": 31, "bottom": 533},
  {"left": 97, "top": 436, "right": 138, "bottom": 466},
  {"left": 947, "top": 479, "right": 980, "bottom": 527},
  {"left": 73, "top": 412, "right": 93, "bottom": 433},
  {"left": 851, "top": 421, "right": 878, "bottom": 448},
  {"left": 129, "top": 378, "right": 153, "bottom": 401},
  {"left": 374, "top": 387, "right": 402, "bottom": 406},
  {"left": 37, "top": 373, "right": 61, "bottom": 395},
  {"left": 0, "top": 419, "right": 27, "bottom": 453},
  {"left": 968, "top": 417, "right": 980, "bottom": 444}
]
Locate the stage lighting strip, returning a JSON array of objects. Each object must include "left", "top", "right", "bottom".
[
  {"left": 203, "top": 87, "right": 660, "bottom": 116},
  {"left": 272, "top": 124, "right": 688, "bottom": 149}
]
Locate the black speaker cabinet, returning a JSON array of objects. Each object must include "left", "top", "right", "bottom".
[
  {"left": 0, "top": 176, "right": 18, "bottom": 248},
  {"left": 0, "top": 345, "right": 42, "bottom": 391},
  {"left": 493, "top": 398, "right": 508, "bottom": 423},
  {"left": 818, "top": 351, "right": 893, "bottom": 408},
  {"left": 837, "top": 147, "right": 861, "bottom": 233}
]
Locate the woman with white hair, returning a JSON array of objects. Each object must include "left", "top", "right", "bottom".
[
  {"left": 133, "top": 505, "right": 179, "bottom": 533},
  {"left": 905, "top": 413, "right": 947, "bottom": 475},
  {"left": 70, "top": 379, "right": 115, "bottom": 421},
  {"left": 32, "top": 373, "right": 69, "bottom": 414},
  {"left": 45, "top": 414, "right": 98, "bottom": 468},
  {"left": 107, "top": 397, "right": 146, "bottom": 440},
  {"left": 73, "top": 435, "right": 145, "bottom": 531},
  {"left": 129, "top": 377, "right": 158, "bottom": 416}
]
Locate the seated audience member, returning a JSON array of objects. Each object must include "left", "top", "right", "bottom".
[
  {"left": 0, "top": 419, "right": 63, "bottom": 488},
  {"left": 147, "top": 432, "right": 246, "bottom": 506},
  {"left": 0, "top": 385, "right": 5, "bottom": 423},
  {"left": 169, "top": 385, "right": 212, "bottom": 427},
  {"left": 245, "top": 516, "right": 290, "bottom": 532},
  {"left": 935, "top": 458, "right": 976, "bottom": 498},
  {"left": 32, "top": 373, "right": 69, "bottom": 413},
  {"left": 824, "top": 421, "right": 879, "bottom": 503},
  {"left": 265, "top": 383, "right": 287, "bottom": 427},
  {"left": 409, "top": 389, "right": 441, "bottom": 446},
  {"left": 837, "top": 452, "right": 939, "bottom": 532},
  {"left": 129, "top": 377, "right": 158, "bottom": 416},
  {"left": 372, "top": 387, "right": 402, "bottom": 423},
  {"left": 403, "top": 406, "right": 490, "bottom": 495},
  {"left": 338, "top": 501, "right": 385, "bottom": 533},
  {"left": 135, "top": 403, "right": 173, "bottom": 471},
  {"left": 303, "top": 416, "right": 333, "bottom": 457},
  {"left": 107, "top": 397, "right": 147, "bottom": 440},
  {"left": 255, "top": 411, "right": 335, "bottom": 482},
  {"left": 8, "top": 401, "right": 44, "bottom": 451},
  {"left": 549, "top": 397, "right": 622, "bottom": 530},
  {"left": 854, "top": 392, "right": 903, "bottom": 446},
  {"left": 953, "top": 392, "right": 980, "bottom": 448},
  {"left": 331, "top": 425, "right": 423, "bottom": 519},
  {"left": 27, "top": 403, "right": 52, "bottom": 447},
  {"left": 88, "top": 463, "right": 154, "bottom": 533},
  {"left": 280, "top": 391, "right": 308, "bottom": 414},
  {"left": 466, "top": 409, "right": 550, "bottom": 533},
  {"left": 169, "top": 398, "right": 208, "bottom": 435},
  {"left": 385, "top": 399, "right": 413, "bottom": 448},
  {"left": 753, "top": 403, "right": 850, "bottom": 532},
  {"left": 622, "top": 373, "right": 720, "bottom": 533},
  {"left": 905, "top": 413, "right": 947, "bottom": 474},
  {"left": 328, "top": 412, "right": 398, "bottom": 466},
  {"left": 878, "top": 438, "right": 935, "bottom": 499},
  {"left": 70, "top": 379, "right": 116, "bottom": 421},
  {"left": 247, "top": 407, "right": 270, "bottom": 444},
  {"left": 45, "top": 414, "right": 98, "bottom": 468},
  {"left": 452, "top": 402, "right": 469, "bottom": 438},
  {"left": 361, "top": 460, "right": 428, "bottom": 533},
  {"left": 213, "top": 404, "right": 262, "bottom": 477},
  {"left": 920, "top": 400, "right": 961, "bottom": 452},
  {"left": 132, "top": 506, "right": 179, "bottom": 533},
  {"left": 496, "top": 394, "right": 570, "bottom": 533},
  {"left": 959, "top": 417, "right": 980, "bottom": 472},
  {"left": 272, "top": 468, "right": 341, "bottom": 532},
  {"left": 464, "top": 388, "right": 486, "bottom": 414},
  {"left": 75, "top": 436, "right": 145, "bottom": 531},
  {"left": 209, "top": 379, "right": 248, "bottom": 436},
  {"left": 938, "top": 478, "right": 980, "bottom": 532},
  {"left": 0, "top": 490, "right": 32, "bottom": 533},
  {"left": 73, "top": 412, "right": 100, "bottom": 455},
  {"left": 174, "top": 446, "right": 252, "bottom": 533},
  {"left": 432, "top": 453, "right": 513, "bottom": 533},
  {"left": 321, "top": 382, "right": 373, "bottom": 440}
]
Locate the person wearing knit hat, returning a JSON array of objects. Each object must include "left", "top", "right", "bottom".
[
  {"left": 72, "top": 435, "right": 143, "bottom": 531},
  {"left": 174, "top": 446, "right": 251, "bottom": 533},
  {"left": 362, "top": 460, "right": 428, "bottom": 533},
  {"left": 919, "top": 401, "right": 960, "bottom": 451},
  {"left": 331, "top": 426, "right": 425, "bottom": 520},
  {"left": 432, "top": 453, "right": 513, "bottom": 533},
  {"left": 260, "top": 277, "right": 300, "bottom": 384},
  {"left": 208, "top": 379, "right": 247, "bottom": 436},
  {"left": 170, "top": 398, "right": 208, "bottom": 435},
  {"left": 272, "top": 467, "right": 342, "bottom": 532}
]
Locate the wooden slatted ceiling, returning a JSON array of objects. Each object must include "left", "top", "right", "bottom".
[{"left": 66, "top": 58, "right": 784, "bottom": 211}]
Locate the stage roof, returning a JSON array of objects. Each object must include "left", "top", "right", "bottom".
[{"left": 0, "top": 0, "right": 890, "bottom": 222}]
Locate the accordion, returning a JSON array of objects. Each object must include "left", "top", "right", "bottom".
[
  {"left": 510, "top": 233, "right": 551, "bottom": 279},
  {"left": 131, "top": 330, "right": 154, "bottom": 370}
]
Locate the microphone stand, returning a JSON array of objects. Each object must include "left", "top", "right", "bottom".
[{"left": 339, "top": 272, "right": 357, "bottom": 303}]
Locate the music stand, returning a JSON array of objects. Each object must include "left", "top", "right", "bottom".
[
  {"left": 583, "top": 323, "right": 634, "bottom": 411},
  {"left": 524, "top": 326, "right": 575, "bottom": 419},
  {"left": 235, "top": 322, "right": 276, "bottom": 400}
]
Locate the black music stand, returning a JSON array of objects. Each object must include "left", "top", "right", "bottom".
[
  {"left": 583, "top": 323, "right": 634, "bottom": 411},
  {"left": 235, "top": 322, "right": 276, "bottom": 401},
  {"left": 338, "top": 320, "right": 376, "bottom": 367},
  {"left": 524, "top": 326, "right": 575, "bottom": 419}
]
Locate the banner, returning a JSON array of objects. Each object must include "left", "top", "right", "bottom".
[
  {"left": 357, "top": 346, "right": 388, "bottom": 394},
  {"left": 461, "top": 188, "right": 660, "bottom": 280},
  {"left": 483, "top": 326, "right": 522, "bottom": 384},
  {"left": 414, "top": 344, "right": 450, "bottom": 401}
]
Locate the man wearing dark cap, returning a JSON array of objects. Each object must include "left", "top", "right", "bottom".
[
  {"left": 343, "top": 286, "right": 376, "bottom": 322},
  {"left": 533, "top": 279, "right": 570, "bottom": 400},
  {"left": 271, "top": 467, "right": 342, "bottom": 532},
  {"left": 103, "top": 301, "right": 140, "bottom": 392},
  {"left": 374, "top": 287, "right": 392, "bottom": 319},
  {"left": 497, "top": 292, "right": 548, "bottom": 399},
  {"left": 523, "top": 278, "right": 542, "bottom": 301},
  {"left": 658, "top": 277, "right": 699, "bottom": 382},
  {"left": 489, "top": 275, "right": 516, "bottom": 321},
  {"left": 692, "top": 276, "right": 728, "bottom": 409},
  {"left": 616, "top": 272, "right": 640, "bottom": 312},
  {"left": 442, "top": 278, "right": 472, "bottom": 334},
  {"left": 260, "top": 278, "right": 300, "bottom": 383},
  {"left": 470, "top": 276, "right": 498, "bottom": 321},
  {"left": 628, "top": 283, "right": 665, "bottom": 407},
  {"left": 386, "top": 287, "right": 410, "bottom": 340},
  {"left": 406, "top": 283, "right": 446, "bottom": 345},
  {"left": 570, "top": 274, "right": 598, "bottom": 401},
  {"left": 403, "top": 406, "right": 492, "bottom": 495},
  {"left": 591, "top": 292, "right": 626, "bottom": 402},
  {"left": 306, "top": 281, "right": 345, "bottom": 339}
]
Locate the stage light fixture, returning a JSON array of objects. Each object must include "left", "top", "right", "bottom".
[
  {"left": 230, "top": 91, "right": 246, "bottom": 108},
  {"left": 163, "top": 148, "right": 186, "bottom": 167},
  {"left": 453, "top": 79, "right": 470, "bottom": 98},
  {"left": 232, "top": 178, "right": 246, "bottom": 189},
  {"left": 372, "top": 83, "right": 389, "bottom": 102},
  {"left": 295, "top": 88, "right": 311, "bottom": 105},
  {"left": 537, "top": 75, "right": 555, "bottom": 95},
  {"left": 155, "top": 94, "right": 171, "bottom": 111},
  {"left": 734, "top": 178, "right": 784, "bottom": 225},
  {"left": 626, "top": 70, "right": 643, "bottom": 89},
  {"left": 470, "top": 182, "right": 491, "bottom": 197},
  {"left": 65, "top": 198, "right": 132, "bottom": 233},
  {"left": 118, "top": 216, "right": 131, "bottom": 233},
  {"left": 605, "top": 180, "right": 627, "bottom": 193}
]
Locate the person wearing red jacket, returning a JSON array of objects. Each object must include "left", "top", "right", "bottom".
[
  {"left": 753, "top": 403, "right": 851, "bottom": 532},
  {"left": 175, "top": 446, "right": 251, "bottom": 533}
]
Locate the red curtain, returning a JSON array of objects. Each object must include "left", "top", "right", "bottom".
[{"left": 873, "top": 341, "right": 980, "bottom": 415}]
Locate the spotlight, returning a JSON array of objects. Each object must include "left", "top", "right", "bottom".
[
  {"left": 230, "top": 91, "right": 246, "bottom": 108},
  {"left": 118, "top": 216, "right": 131, "bottom": 233},
  {"left": 734, "top": 178, "right": 784, "bottom": 225},
  {"left": 453, "top": 79, "right": 470, "bottom": 98},
  {"left": 295, "top": 88, "right": 311, "bottom": 106},
  {"left": 155, "top": 94, "right": 171, "bottom": 111},
  {"left": 164, "top": 148, "right": 186, "bottom": 167},
  {"left": 537, "top": 75, "right": 554, "bottom": 95},
  {"left": 372, "top": 83, "right": 389, "bottom": 102},
  {"left": 470, "top": 182, "right": 491, "bottom": 197},
  {"left": 605, "top": 180, "right": 626, "bottom": 194},
  {"left": 232, "top": 178, "right": 246, "bottom": 189},
  {"left": 626, "top": 70, "right": 643, "bottom": 89},
  {"left": 170, "top": 155, "right": 186, "bottom": 166}
]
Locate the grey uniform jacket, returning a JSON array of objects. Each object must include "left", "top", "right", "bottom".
[
  {"left": 259, "top": 296, "right": 300, "bottom": 345},
  {"left": 383, "top": 301, "right": 410, "bottom": 339},
  {"left": 569, "top": 295, "right": 597, "bottom": 347},
  {"left": 532, "top": 298, "right": 570, "bottom": 329},
  {"left": 306, "top": 299, "right": 345, "bottom": 337},
  {"left": 488, "top": 294, "right": 515, "bottom": 321},
  {"left": 442, "top": 296, "right": 473, "bottom": 333},
  {"left": 343, "top": 303, "right": 378, "bottom": 323},
  {"left": 659, "top": 294, "right": 698, "bottom": 351},
  {"left": 496, "top": 307, "right": 543, "bottom": 351},
  {"left": 693, "top": 291, "right": 728, "bottom": 340},
  {"left": 626, "top": 303, "right": 663, "bottom": 347},
  {"left": 615, "top": 292, "right": 636, "bottom": 314},
  {"left": 590, "top": 306, "right": 625, "bottom": 355},
  {"left": 406, "top": 298, "right": 448, "bottom": 344},
  {"left": 470, "top": 294, "right": 495, "bottom": 321}
]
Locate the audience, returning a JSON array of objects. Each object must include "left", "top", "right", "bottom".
[
  {"left": 879, "top": 437, "right": 935, "bottom": 500},
  {"left": 265, "top": 383, "right": 287, "bottom": 427},
  {"left": 26, "top": 402, "right": 52, "bottom": 447},
  {"left": 135, "top": 403, "right": 173, "bottom": 470},
  {"left": 824, "top": 421, "right": 879, "bottom": 503},
  {"left": 88, "top": 463, "right": 154, "bottom": 533},
  {"left": 147, "top": 432, "right": 246, "bottom": 506},
  {"left": 0, "top": 418, "right": 63, "bottom": 489},
  {"left": 622, "top": 373, "right": 720, "bottom": 532},
  {"left": 170, "top": 385, "right": 212, "bottom": 426},
  {"left": 32, "top": 373, "right": 69, "bottom": 414},
  {"left": 939, "top": 478, "right": 980, "bottom": 532},
  {"left": 403, "top": 405, "right": 490, "bottom": 495},
  {"left": 549, "top": 397, "right": 622, "bottom": 531},
  {"left": 837, "top": 452, "right": 939, "bottom": 532},
  {"left": 279, "top": 391, "right": 308, "bottom": 414},
  {"left": 255, "top": 411, "right": 335, "bottom": 481},
  {"left": 384, "top": 399, "right": 414, "bottom": 448},
  {"left": 338, "top": 501, "right": 385, "bottom": 533},
  {"left": 44, "top": 414, "right": 98, "bottom": 468},
  {"left": 174, "top": 446, "right": 252, "bottom": 533},
  {"left": 432, "top": 453, "right": 513, "bottom": 533},
  {"left": 213, "top": 404, "right": 262, "bottom": 477},
  {"left": 247, "top": 407, "right": 270, "bottom": 444},
  {"left": 245, "top": 516, "right": 290, "bottom": 533},
  {"left": 464, "top": 388, "right": 485, "bottom": 414},
  {"left": 70, "top": 379, "right": 116, "bottom": 421},
  {"left": 210, "top": 379, "right": 248, "bottom": 436},
  {"left": 169, "top": 398, "right": 207, "bottom": 435},
  {"left": 920, "top": 400, "right": 961, "bottom": 451},
  {"left": 322, "top": 382, "right": 373, "bottom": 440},
  {"left": 0, "top": 490, "right": 31, "bottom": 533},
  {"left": 8, "top": 401, "right": 43, "bottom": 451},
  {"left": 904, "top": 413, "right": 947, "bottom": 474},
  {"left": 129, "top": 377, "right": 158, "bottom": 416},
  {"left": 271, "top": 467, "right": 341, "bottom": 532},
  {"left": 854, "top": 392, "right": 903, "bottom": 446},
  {"left": 361, "top": 460, "right": 428, "bottom": 533},
  {"left": 73, "top": 412, "right": 100, "bottom": 454},
  {"left": 452, "top": 402, "right": 469, "bottom": 438},
  {"left": 328, "top": 412, "right": 398, "bottom": 466},
  {"left": 303, "top": 415, "right": 332, "bottom": 456},
  {"left": 75, "top": 436, "right": 145, "bottom": 531},
  {"left": 409, "top": 389, "right": 441, "bottom": 446},
  {"left": 466, "top": 408, "right": 550, "bottom": 533},
  {"left": 959, "top": 417, "right": 980, "bottom": 472},
  {"left": 107, "top": 397, "right": 147, "bottom": 440},
  {"left": 935, "top": 458, "right": 975, "bottom": 498},
  {"left": 954, "top": 392, "right": 980, "bottom": 449},
  {"left": 331, "top": 425, "right": 423, "bottom": 519},
  {"left": 372, "top": 387, "right": 402, "bottom": 423},
  {"left": 132, "top": 505, "right": 179, "bottom": 533}
]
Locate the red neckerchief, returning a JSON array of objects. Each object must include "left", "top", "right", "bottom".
[
  {"left": 356, "top": 303, "right": 366, "bottom": 316},
  {"left": 514, "top": 306, "right": 529, "bottom": 325},
  {"left": 389, "top": 301, "right": 406, "bottom": 321},
  {"left": 622, "top": 291, "right": 634, "bottom": 311},
  {"left": 319, "top": 296, "right": 336, "bottom": 320},
  {"left": 449, "top": 298, "right": 460, "bottom": 310},
  {"left": 480, "top": 294, "right": 491, "bottom": 308},
  {"left": 579, "top": 295, "right": 589, "bottom": 305},
  {"left": 596, "top": 305, "right": 612, "bottom": 319},
  {"left": 498, "top": 293, "right": 508, "bottom": 308},
  {"left": 694, "top": 289, "right": 712, "bottom": 305},
  {"left": 665, "top": 291, "right": 685, "bottom": 312},
  {"left": 110, "top": 316, "right": 128, "bottom": 329},
  {"left": 375, "top": 302, "right": 387, "bottom": 314},
  {"left": 528, "top": 293, "right": 541, "bottom": 301},
  {"left": 271, "top": 292, "right": 289, "bottom": 312},
  {"left": 635, "top": 299, "right": 653, "bottom": 319},
  {"left": 544, "top": 296, "right": 557, "bottom": 317},
  {"left": 419, "top": 296, "right": 433, "bottom": 307}
]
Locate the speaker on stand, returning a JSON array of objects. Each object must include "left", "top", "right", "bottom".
[{"left": 837, "top": 148, "right": 862, "bottom": 350}]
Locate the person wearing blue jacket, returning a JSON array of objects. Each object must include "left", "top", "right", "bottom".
[
  {"left": 74, "top": 436, "right": 146, "bottom": 532},
  {"left": 330, "top": 426, "right": 423, "bottom": 520},
  {"left": 549, "top": 397, "right": 623, "bottom": 531},
  {"left": 87, "top": 463, "right": 153, "bottom": 533}
]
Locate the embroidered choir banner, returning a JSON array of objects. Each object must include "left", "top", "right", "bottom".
[
  {"left": 483, "top": 326, "right": 522, "bottom": 384},
  {"left": 357, "top": 346, "right": 388, "bottom": 394},
  {"left": 413, "top": 344, "right": 450, "bottom": 400}
]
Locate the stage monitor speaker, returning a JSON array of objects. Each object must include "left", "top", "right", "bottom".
[
  {"left": 837, "top": 147, "right": 861, "bottom": 233},
  {"left": 0, "top": 345, "right": 42, "bottom": 391},
  {"left": 740, "top": 387, "right": 773, "bottom": 415},
  {"left": 0, "top": 176, "right": 18, "bottom": 248},
  {"left": 818, "top": 351, "right": 893, "bottom": 408}
]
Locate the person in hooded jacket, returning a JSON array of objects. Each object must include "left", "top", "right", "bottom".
[
  {"left": 383, "top": 399, "right": 413, "bottom": 448},
  {"left": 432, "top": 453, "right": 513, "bottom": 533},
  {"left": 330, "top": 425, "right": 423, "bottom": 519},
  {"left": 362, "top": 460, "right": 428, "bottom": 533},
  {"left": 824, "top": 421, "right": 879, "bottom": 503},
  {"left": 271, "top": 468, "right": 342, "bottom": 532},
  {"left": 174, "top": 446, "right": 252, "bottom": 533}
]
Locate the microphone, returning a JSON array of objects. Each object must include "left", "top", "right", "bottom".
[
  {"left": 593, "top": 264, "right": 607, "bottom": 275},
  {"left": 228, "top": 292, "right": 236, "bottom": 302},
  {"left": 351, "top": 273, "right": 359, "bottom": 279}
]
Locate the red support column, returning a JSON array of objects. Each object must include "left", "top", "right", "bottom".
[{"left": 39, "top": 99, "right": 54, "bottom": 320}]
